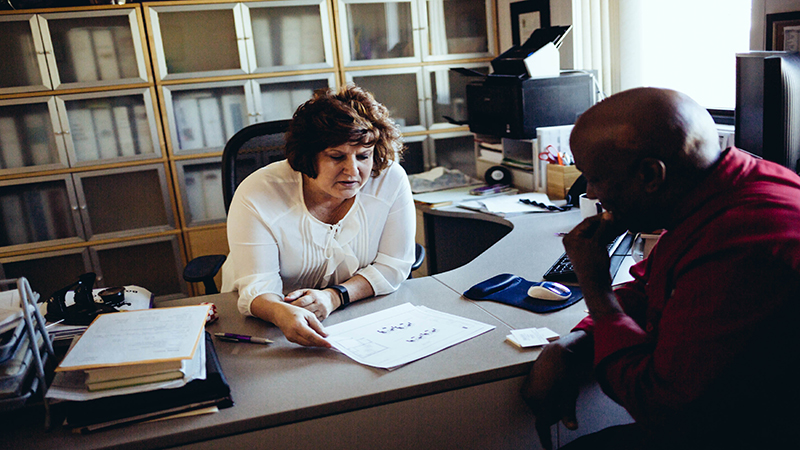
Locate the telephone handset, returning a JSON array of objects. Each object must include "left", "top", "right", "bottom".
[{"left": 42, "top": 273, "right": 155, "bottom": 325}]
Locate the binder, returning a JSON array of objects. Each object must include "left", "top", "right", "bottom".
[
  {"left": 113, "top": 105, "right": 136, "bottom": 157},
  {"left": 174, "top": 97, "right": 203, "bottom": 150},
  {"left": 220, "top": 94, "right": 245, "bottom": 139},
  {"left": 0, "top": 117, "right": 24, "bottom": 169},
  {"left": 202, "top": 169, "right": 226, "bottom": 220},
  {"left": 280, "top": 15, "right": 303, "bottom": 66},
  {"left": 132, "top": 104, "right": 153, "bottom": 155},
  {"left": 92, "top": 28, "right": 121, "bottom": 81},
  {"left": 0, "top": 193, "right": 29, "bottom": 245},
  {"left": 22, "top": 113, "right": 51, "bottom": 166},
  {"left": 65, "top": 332, "right": 233, "bottom": 431},
  {"left": 66, "top": 28, "right": 98, "bottom": 82},
  {"left": 260, "top": 89, "right": 292, "bottom": 121},
  {"left": 91, "top": 106, "right": 120, "bottom": 160},
  {"left": 112, "top": 25, "right": 139, "bottom": 79},
  {"left": 251, "top": 16, "right": 274, "bottom": 67},
  {"left": 68, "top": 108, "right": 100, "bottom": 162},
  {"left": 300, "top": 13, "right": 324, "bottom": 64},
  {"left": 198, "top": 97, "right": 225, "bottom": 148},
  {"left": 184, "top": 169, "right": 207, "bottom": 222}
]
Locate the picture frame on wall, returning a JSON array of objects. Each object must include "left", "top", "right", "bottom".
[
  {"left": 510, "top": 0, "right": 551, "bottom": 47},
  {"left": 766, "top": 11, "right": 800, "bottom": 52}
]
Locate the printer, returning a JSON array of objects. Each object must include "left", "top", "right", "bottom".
[{"left": 466, "top": 26, "right": 596, "bottom": 139}]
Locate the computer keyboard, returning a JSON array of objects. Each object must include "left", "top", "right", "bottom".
[{"left": 543, "top": 233, "right": 634, "bottom": 283}]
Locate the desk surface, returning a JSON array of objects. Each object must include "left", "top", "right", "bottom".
[{"left": 5, "top": 209, "right": 588, "bottom": 450}]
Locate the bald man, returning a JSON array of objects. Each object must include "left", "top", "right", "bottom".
[{"left": 522, "top": 87, "right": 800, "bottom": 450}]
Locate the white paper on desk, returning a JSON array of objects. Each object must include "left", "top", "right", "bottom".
[
  {"left": 325, "top": 303, "right": 495, "bottom": 370},
  {"left": 457, "top": 192, "right": 555, "bottom": 216},
  {"left": 46, "top": 334, "right": 206, "bottom": 401}
]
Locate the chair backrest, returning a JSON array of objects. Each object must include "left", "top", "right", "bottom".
[{"left": 221, "top": 119, "right": 293, "bottom": 213}]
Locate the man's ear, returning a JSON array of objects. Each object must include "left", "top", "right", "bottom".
[{"left": 637, "top": 158, "right": 666, "bottom": 193}]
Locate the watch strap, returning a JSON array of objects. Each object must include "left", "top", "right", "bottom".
[{"left": 329, "top": 284, "right": 349, "bottom": 309}]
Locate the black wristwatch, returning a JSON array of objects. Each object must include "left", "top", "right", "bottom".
[{"left": 329, "top": 284, "right": 350, "bottom": 309}]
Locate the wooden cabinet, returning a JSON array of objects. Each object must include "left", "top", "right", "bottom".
[
  {"left": 1, "top": 0, "right": 498, "bottom": 297},
  {"left": 0, "top": 4, "right": 185, "bottom": 301},
  {"left": 338, "top": 0, "right": 495, "bottom": 173}
]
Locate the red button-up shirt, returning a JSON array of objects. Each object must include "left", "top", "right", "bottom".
[{"left": 575, "top": 148, "right": 800, "bottom": 447}]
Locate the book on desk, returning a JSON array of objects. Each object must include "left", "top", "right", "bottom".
[
  {"left": 65, "top": 331, "right": 233, "bottom": 433},
  {"left": 48, "top": 305, "right": 233, "bottom": 432}
]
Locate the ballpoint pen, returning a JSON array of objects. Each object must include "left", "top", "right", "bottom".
[{"left": 214, "top": 332, "right": 273, "bottom": 344}]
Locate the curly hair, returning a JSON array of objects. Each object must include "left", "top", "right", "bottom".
[{"left": 285, "top": 84, "right": 404, "bottom": 178}]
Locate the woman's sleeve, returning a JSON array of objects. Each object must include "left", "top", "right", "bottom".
[
  {"left": 224, "top": 186, "right": 284, "bottom": 316},
  {"left": 357, "top": 165, "right": 416, "bottom": 295}
]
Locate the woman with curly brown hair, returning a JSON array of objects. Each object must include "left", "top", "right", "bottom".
[{"left": 221, "top": 84, "right": 415, "bottom": 347}]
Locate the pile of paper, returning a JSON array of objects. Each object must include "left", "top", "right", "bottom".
[{"left": 51, "top": 305, "right": 210, "bottom": 399}]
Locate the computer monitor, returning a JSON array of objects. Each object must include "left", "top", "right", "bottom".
[{"left": 735, "top": 51, "right": 800, "bottom": 173}]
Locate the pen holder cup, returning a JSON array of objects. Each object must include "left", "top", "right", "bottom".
[{"left": 546, "top": 164, "right": 582, "bottom": 200}]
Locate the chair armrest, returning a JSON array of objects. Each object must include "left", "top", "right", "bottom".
[{"left": 183, "top": 254, "right": 227, "bottom": 295}]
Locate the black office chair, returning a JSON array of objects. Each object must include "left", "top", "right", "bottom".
[{"left": 183, "top": 120, "right": 424, "bottom": 295}]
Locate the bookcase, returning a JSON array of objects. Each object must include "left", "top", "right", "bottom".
[
  {"left": 0, "top": 0, "right": 499, "bottom": 298},
  {"left": 0, "top": 4, "right": 184, "bottom": 301}
]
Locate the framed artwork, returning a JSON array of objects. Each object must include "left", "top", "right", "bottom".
[
  {"left": 766, "top": 11, "right": 800, "bottom": 52},
  {"left": 510, "top": 0, "right": 550, "bottom": 47}
]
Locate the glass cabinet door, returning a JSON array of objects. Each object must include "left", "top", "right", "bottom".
[
  {"left": 175, "top": 158, "right": 226, "bottom": 227},
  {"left": 339, "top": 0, "right": 421, "bottom": 66},
  {"left": 0, "top": 14, "right": 51, "bottom": 95},
  {"left": 90, "top": 235, "right": 187, "bottom": 300},
  {"left": 163, "top": 82, "right": 251, "bottom": 155},
  {"left": 147, "top": 4, "right": 248, "bottom": 80},
  {"left": 38, "top": 8, "right": 149, "bottom": 89},
  {"left": 0, "top": 248, "right": 92, "bottom": 300},
  {"left": 420, "top": 0, "right": 494, "bottom": 61},
  {"left": 72, "top": 164, "right": 175, "bottom": 240},
  {"left": 242, "top": 0, "right": 335, "bottom": 73},
  {"left": 0, "top": 97, "right": 69, "bottom": 174},
  {"left": 0, "top": 174, "right": 83, "bottom": 250},
  {"left": 57, "top": 88, "right": 160, "bottom": 166},
  {"left": 400, "top": 134, "right": 427, "bottom": 174},
  {"left": 251, "top": 74, "right": 334, "bottom": 122},
  {"left": 429, "top": 131, "right": 477, "bottom": 178},
  {"left": 424, "top": 63, "right": 490, "bottom": 130},
  {"left": 347, "top": 68, "right": 425, "bottom": 132}
]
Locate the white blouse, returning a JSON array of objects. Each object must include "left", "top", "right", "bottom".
[{"left": 220, "top": 160, "right": 416, "bottom": 316}]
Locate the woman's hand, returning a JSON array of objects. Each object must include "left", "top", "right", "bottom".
[
  {"left": 284, "top": 288, "right": 339, "bottom": 321},
  {"left": 250, "top": 296, "right": 331, "bottom": 348}
]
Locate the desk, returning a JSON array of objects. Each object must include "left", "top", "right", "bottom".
[{"left": 4, "top": 209, "right": 630, "bottom": 450}]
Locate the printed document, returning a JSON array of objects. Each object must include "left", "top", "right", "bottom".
[
  {"left": 326, "top": 303, "right": 495, "bottom": 370},
  {"left": 56, "top": 304, "right": 210, "bottom": 372}
]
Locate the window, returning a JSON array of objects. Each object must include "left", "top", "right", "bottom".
[{"left": 617, "top": 0, "right": 751, "bottom": 109}]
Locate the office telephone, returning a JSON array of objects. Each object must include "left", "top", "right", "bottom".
[{"left": 42, "top": 273, "right": 154, "bottom": 325}]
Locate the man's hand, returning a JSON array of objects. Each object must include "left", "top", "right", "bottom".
[
  {"left": 563, "top": 212, "right": 624, "bottom": 284},
  {"left": 563, "top": 212, "right": 627, "bottom": 317},
  {"left": 521, "top": 330, "right": 593, "bottom": 450}
]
